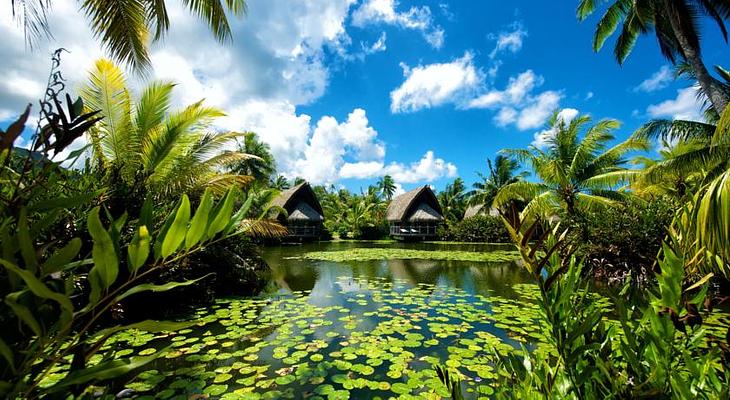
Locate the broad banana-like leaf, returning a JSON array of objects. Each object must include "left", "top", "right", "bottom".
[
  {"left": 87, "top": 207, "right": 118, "bottom": 289},
  {"left": 114, "top": 274, "right": 212, "bottom": 303},
  {"left": 161, "top": 195, "right": 190, "bottom": 258},
  {"left": 185, "top": 189, "right": 213, "bottom": 249},
  {"left": 42, "top": 238, "right": 82, "bottom": 276},
  {"left": 207, "top": 188, "right": 236, "bottom": 238},
  {"left": 127, "top": 226, "right": 150, "bottom": 273}
]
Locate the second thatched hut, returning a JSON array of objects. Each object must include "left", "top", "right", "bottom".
[
  {"left": 386, "top": 186, "right": 444, "bottom": 240},
  {"left": 271, "top": 182, "right": 324, "bottom": 240}
]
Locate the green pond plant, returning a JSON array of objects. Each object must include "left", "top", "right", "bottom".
[
  {"left": 0, "top": 84, "right": 263, "bottom": 397},
  {"left": 462, "top": 209, "right": 730, "bottom": 399},
  {"left": 303, "top": 248, "right": 519, "bottom": 263}
]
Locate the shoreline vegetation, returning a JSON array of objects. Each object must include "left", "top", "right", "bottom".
[{"left": 302, "top": 248, "right": 520, "bottom": 263}]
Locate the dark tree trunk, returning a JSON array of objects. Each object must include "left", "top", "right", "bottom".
[{"left": 665, "top": 0, "right": 729, "bottom": 114}]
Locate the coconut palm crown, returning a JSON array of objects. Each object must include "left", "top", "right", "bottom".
[
  {"left": 494, "top": 112, "right": 649, "bottom": 219},
  {"left": 81, "top": 59, "right": 255, "bottom": 201}
]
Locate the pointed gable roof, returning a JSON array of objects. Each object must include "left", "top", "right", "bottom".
[
  {"left": 386, "top": 185, "right": 444, "bottom": 222},
  {"left": 271, "top": 182, "right": 324, "bottom": 222}
]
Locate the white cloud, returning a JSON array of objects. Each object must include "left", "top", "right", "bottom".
[
  {"left": 635, "top": 66, "right": 673, "bottom": 93},
  {"left": 585, "top": 91, "right": 594, "bottom": 100},
  {"left": 340, "top": 161, "right": 385, "bottom": 179},
  {"left": 383, "top": 151, "right": 458, "bottom": 183},
  {"left": 467, "top": 70, "right": 562, "bottom": 130},
  {"left": 532, "top": 108, "right": 579, "bottom": 148},
  {"left": 361, "top": 32, "right": 387, "bottom": 55},
  {"left": 390, "top": 52, "right": 482, "bottom": 113},
  {"left": 489, "top": 23, "right": 527, "bottom": 58},
  {"left": 351, "top": 0, "right": 445, "bottom": 49},
  {"left": 0, "top": 0, "right": 360, "bottom": 120},
  {"left": 221, "top": 102, "right": 455, "bottom": 185},
  {"left": 517, "top": 91, "right": 562, "bottom": 130},
  {"left": 647, "top": 87, "right": 704, "bottom": 121}
]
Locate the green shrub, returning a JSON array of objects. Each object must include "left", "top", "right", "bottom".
[
  {"left": 574, "top": 197, "right": 677, "bottom": 283},
  {"left": 444, "top": 215, "right": 510, "bottom": 243}
]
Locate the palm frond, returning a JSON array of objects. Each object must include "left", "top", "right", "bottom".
[
  {"left": 180, "top": 0, "right": 246, "bottom": 42},
  {"left": 80, "top": 59, "right": 133, "bottom": 167},
  {"left": 494, "top": 181, "right": 550, "bottom": 208},
  {"left": 81, "top": 0, "right": 150, "bottom": 71},
  {"left": 583, "top": 169, "right": 641, "bottom": 189},
  {"left": 239, "top": 218, "right": 288, "bottom": 238}
]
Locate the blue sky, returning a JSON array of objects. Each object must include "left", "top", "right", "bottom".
[{"left": 1, "top": 0, "right": 725, "bottom": 194}]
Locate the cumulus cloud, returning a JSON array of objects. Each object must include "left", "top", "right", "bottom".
[
  {"left": 383, "top": 151, "right": 458, "bottom": 183},
  {"left": 221, "top": 103, "right": 455, "bottom": 185},
  {"left": 532, "top": 108, "right": 579, "bottom": 148},
  {"left": 635, "top": 66, "right": 674, "bottom": 93},
  {"left": 489, "top": 22, "right": 528, "bottom": 58},
  {"left": 467, "top": 70, "right": 563, "bottom": 130},
  {"left": 351, "top": 0, "right": 445, "bottom": 48},
  {"left": 390, "top": 52, "right": 482, "bottom": 113},
  {"left": 647, "top": 87, "right": 704, "bottom": 121}
]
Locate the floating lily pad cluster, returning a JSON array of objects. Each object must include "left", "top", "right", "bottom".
[
  {"left": 42, "top": 277, "right": 557, "bottom": 399},
  {"left": 302, "top": 248, "right": 519, "bottom": 263},
  {"left": 38, "top": 274, "right": 727, "bottom": 399}
]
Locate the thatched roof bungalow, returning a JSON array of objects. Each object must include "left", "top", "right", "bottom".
[
  {"left": 386, "top": 186, "right": 444, "bottom": 240},
  {"left": 463, "top": 204, "right": 500, "bottom": 219},
  {"left": 271, "top": 182, "right": 324, "bottom": 240}
]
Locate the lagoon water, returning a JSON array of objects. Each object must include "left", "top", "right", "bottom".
[{"left": 82, "top": 243, "right": 589, "bottom": 399}]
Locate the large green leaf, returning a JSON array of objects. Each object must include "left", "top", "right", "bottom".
[
  {"left": 0, "top": 261, "right": 73, "bottom": 323},
  {"left": 0, "top": 336, "right": 14, "bottom": 371},
  {"left": 207, "top": 188, "right": 236, "bottom": 238},
  {"left": 114, "top": 274, "right": 211, "bottom": 303},
  {"left": 185, "top": 189, "right": 213, "bottom": 249},
  {"left": 17, "top": 209, "right": 38, "bottom": 273},
  {"left": 41, "top": 238, "right": 82, "bottom": 276},
  {"left": 46, "top": 349, "right": 168, "bottom": 392},
  {"left": 161, "top": 194, "right": 190, "bottom": 258},
  {"left": 87, "top": 207, "right": 119, "bottom": 289},
  {"left": 127, "top": 226, "right": 150, "bottom": 273},
  {"left": 4, "top": 291, "right": 41, "bottom": 336}
]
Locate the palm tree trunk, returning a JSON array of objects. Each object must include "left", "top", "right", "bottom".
[{"left": 665, "top": 0, "right": 729, "bottom": 113}]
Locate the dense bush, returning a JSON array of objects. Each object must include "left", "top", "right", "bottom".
[
  {"left": 573, "top": 197, "right": 677, "bottom": 283},
  {"left": 442, "top": 215, "right": 511, "bottom": 243}
]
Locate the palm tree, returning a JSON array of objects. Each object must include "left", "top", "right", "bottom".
[
  {"left": 81, "top": 59, "right": 254, "bottom": 203},
  {"left": 630, "top": 140, "right": 707, "bottom": 199},
  {"left": 230, "top": 132, "right": 275, "bottom": 183},
  {"left": 270, "top": 175, "right": 290, "bottom": 191},
  {"left": 438, "top": 178, "right": 468, "bottom": 224},
  {"left": 12, "top": 0, "right": 246, "bottom": 70},
  {"left": 378, "top": 175, "right": 397, "bottom": 201},
  {"left": 495, "top": 112, "right": 649, "bottom": 220},
  {"left": 632, "top": 117, "right": 730, "bottom": 190},
  {"left": 577, "top": 0, "right": 730, "bottom": 112},
  {"left": 468, "top": 155, "right": 528, "bottom": 209}
]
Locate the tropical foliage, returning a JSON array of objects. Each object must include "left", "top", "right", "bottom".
[
  {"left": 82, "top": 59, "right": 254, "bottom": 206},
  {"left": 468, "top": 155, "right": 527, "bottom": 209},
  {"left": 11, "top": 0, "right": 247, "bottom": 70},
  {"left": 319, "top": 185, "right": 388, "bottom": 239},
  {"left": 577, "top": 0, "right": 730, "bottom": 112},
  {"left": 495, "top": 112, "right": 648, "bottom": 220},
  {"left": 438, "top": 178, "right": 468, "bottom": 225}
]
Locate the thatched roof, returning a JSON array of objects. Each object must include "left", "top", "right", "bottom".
[
  {"left": 464, "top": 204, "right": 485, "bottom": 219},
  {"left": 271, "top": 182, "right": 324, "bottom": 222},
  {"left": 407, "top": 203, "right": 442, "bottom": 222},
  {"left": 386, "top": 186, "right": 444, "bottom": 222},
  {"left": 288, "top": 202, "right": 324, "bottom": 221}
]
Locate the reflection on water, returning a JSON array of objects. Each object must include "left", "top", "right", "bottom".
[{"left": 263, "top": 241, "right": 531, "bottom": 301}]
